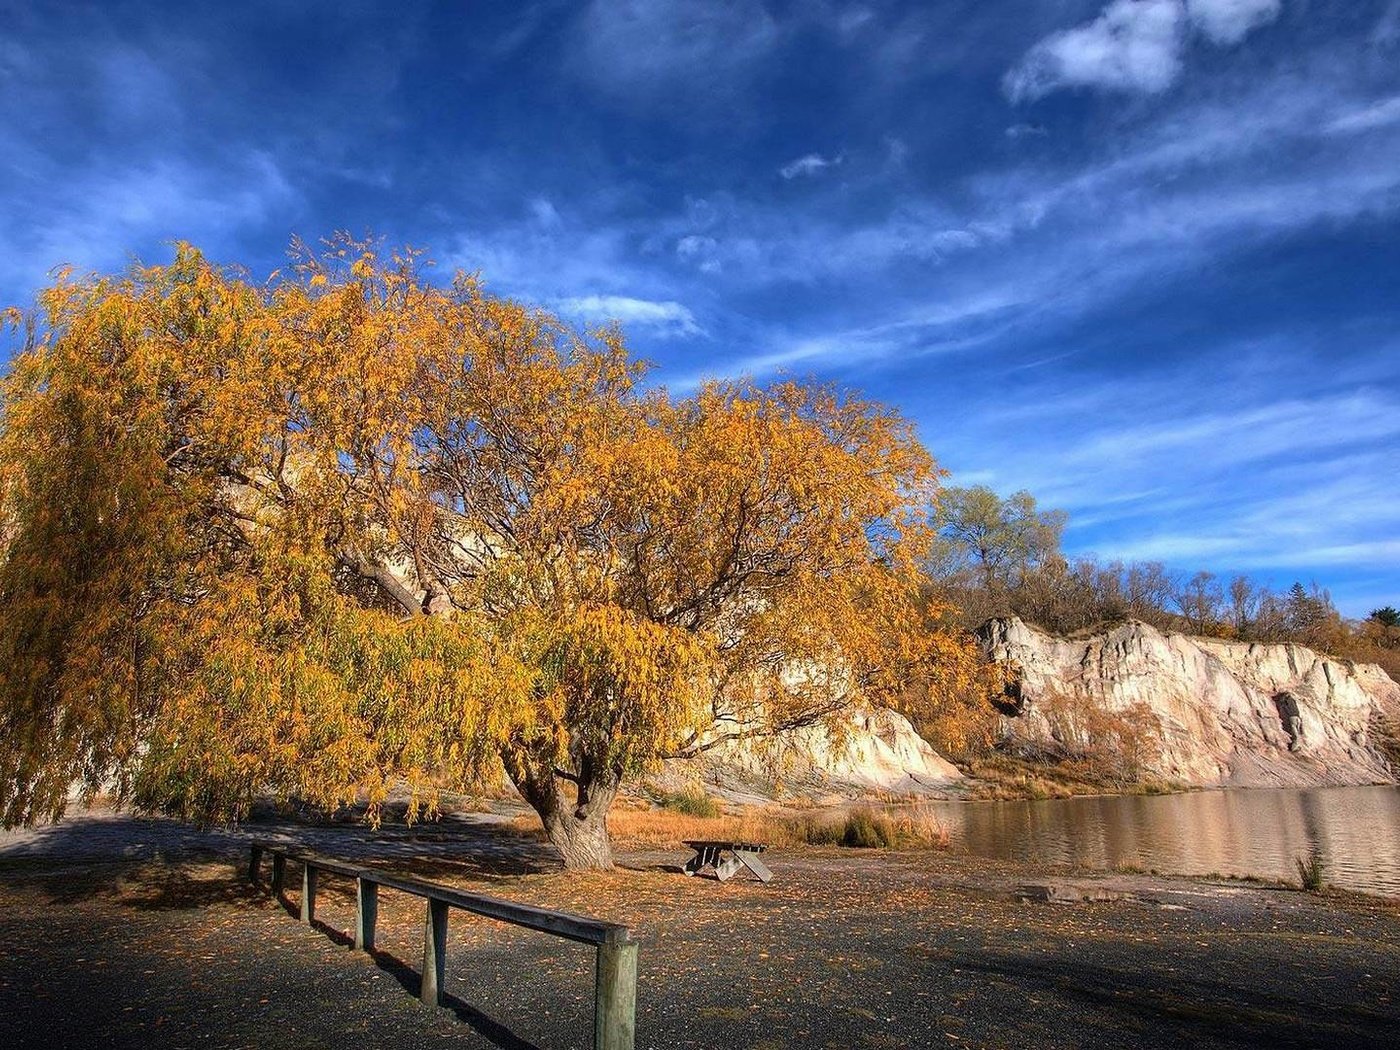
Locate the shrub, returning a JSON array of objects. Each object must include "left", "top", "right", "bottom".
[
  {"left": 791, "top": 805, "right": 949, "bottom": 850},
  {"left": 840, "top": 808, "right": 894, "bottom": 848},
  {"left": 1296, "top": 853, "right": 1325, "bottom": 892},
  {"left": 591, "top": 799, "right": 950, "bottom": 850},
  {"left": 656, "top": 789, "right": 722, "bottom": 819},
  {"left": 794, "top": 816, "right": 845, "bottom": 846},
  {"left": 1038, "top": 690, "right": 1159, "bottom": 785}
]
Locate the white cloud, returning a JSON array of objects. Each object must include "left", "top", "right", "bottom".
[
  {"left": 1006, "top": 0, "right": 1185, "bottom": 101},
  {"left": 641, "top": 52, "right": 1400, "bottom": 397},
  {"left": 1005, "top": 122, "right": 1049, "bottom": 140},
  {"left": 95, "top": 44, "right": 184, "bottom": 127},
  {"left": 446, "top": 219, "right": 637, "bottom": 308},
  {"left": 1101, "top": 532, "right": 1400, "bottom": 573},
  {"left": 835, "top": 7, "right": 877, "bottom": 38},
  {"left": 1376, "top": 2, "right": 1400, "bottom": 45},
  {"left": 575, "top": 0, "right": 777, "bottom": 99},
  {"left": 675, "top": 234, "right": 722, "bottom": 274},
  {"left": 1006, "top": 0, "right": 1282, "bottom": 101},
  {"left": 675, "top": 235, "right": 713, "bottom": 256},
  {"left": 1326, "top": 95, "right": 1400, "bottom": 134},
  {"left": 0, "top": 152, "right": 295, "bottom": 292},
  {"left": 885, "top": 136, "right": 910, "bottom": 166},
  {"left": 667, "top": 289, "right": 1027, "bottom": 390},
  {"left": 557, "top": 294, "right": 702, "bottom": 337},
  {"left": 779, "top": 153, "right": 839, "bottom": 179},
  {"left": 529, "top": 197, "right": 561, "bottom": 227},
  {"left": 1061, "top": 393, "right": 1400, "bottom": 473},
  {"left": 668, "top": 75, "right": 1400, "bottom": 293},
  {"left": 1186, "top": 0, "right": 1281, "bottom": 46}
]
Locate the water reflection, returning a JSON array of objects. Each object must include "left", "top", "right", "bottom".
[{"left": 919, "top": 786, "right": 1400, "bottom": 896}]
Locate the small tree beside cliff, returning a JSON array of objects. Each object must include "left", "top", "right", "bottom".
[{"left": 0, "top": 241, "right": 989, "bottom": 868}]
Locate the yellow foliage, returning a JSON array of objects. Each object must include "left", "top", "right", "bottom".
[{"left": 0, "top": 237, "right": 990, "bottom": 838}]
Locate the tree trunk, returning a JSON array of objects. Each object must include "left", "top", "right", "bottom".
[
  {"left": 541, "top": 800, "right": 615, "bottom": 870},
  {"left": 500, "top": 742, "right": 621, "bottom": 871}
]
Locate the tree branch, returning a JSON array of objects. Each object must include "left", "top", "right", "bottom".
[
  {"left": 661, "top": 697, "right": 852, "bottom": 759},
  {"left": 338, "top": 554, "right": 423, "bottom": 618}
]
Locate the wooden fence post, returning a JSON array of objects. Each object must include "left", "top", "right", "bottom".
[
  {"left": 355, "top": 877, "right": 379, "bottom": 951},
  {"left": 248, "top": 846, "right": 641, "bottom": 1045},
  {"left": 420, "top": 898, "right": 449, "bottom": 1007},
  {"left": 594, "top": 940, "right": 638, "bottom": 1050},
  {"left": 301, "top": 863, "right": 318, "bottom": 924}
]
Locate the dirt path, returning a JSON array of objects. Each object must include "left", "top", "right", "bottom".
[{"left": 2, "top": 809, "right": 1397, "bottom": 1049}]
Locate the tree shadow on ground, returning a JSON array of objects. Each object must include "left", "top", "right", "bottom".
[
  {"left": 246, "top": 870, "right": 549, "bottom": 1050},
  {"left": 287, "top": 895, "right": 542, "bottom": 1050},
  {"left": 0, "top": 849, "right": 266, "bottom": 911},
  {"left": 356, "top": 944, "right": 542, "bottom": 1050},
  {"left": 624, "top": 861, "right": 688, "bottom": 875},
  {"left": 959, "top": 951, "right": 1398, "bottom": 1050},
  {"left": 3, "top": 810, "right": 571, "bottom": 1049},
  {"left": 0, "top": 810, "right": 568, "bottom": 911},
  {"left": 379, "top": 847, "right": 561, "bottom": 883},
  {"left": 244, "top": 812, "right": 565, "bottom": 883}
]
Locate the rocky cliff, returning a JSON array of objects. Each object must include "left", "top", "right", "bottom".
[
  {"left": 662, "top": 706, "right": 963, "bottom": 804},
  {"left": 980, "top": 617, "right": 1400, "bottom": 788}
]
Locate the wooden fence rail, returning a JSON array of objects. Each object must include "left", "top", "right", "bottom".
[{"left": 248, "top": 842, "right": 638, "bottom": 1050}]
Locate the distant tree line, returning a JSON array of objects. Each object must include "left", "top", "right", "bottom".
[{"left": 927, "top": 486, "right": 1400, "bottom": 681}]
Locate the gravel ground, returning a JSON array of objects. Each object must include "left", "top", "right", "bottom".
[{"left": 1, "top": 808, "right": 1397, "bottom": 1049}]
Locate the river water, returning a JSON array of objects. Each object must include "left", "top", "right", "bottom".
[{"left": 914, "top": 786, "right": 1400, "bottom": 897}]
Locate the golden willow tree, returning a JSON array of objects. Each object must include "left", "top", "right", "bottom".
[{"left": 0, "top": 241, "right": 991, "bottom": 868}]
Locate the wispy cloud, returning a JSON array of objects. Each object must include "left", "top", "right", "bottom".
[
  {"left": 1326, "top": 94, "right": 1400, "bottom": 134},
  {"left": 1005, "top": 122, "right": 1049, "bottom": 140},
  {"left": 1060, "top": 392, "right": 1400, "bottom": 473},
  {"left": 647, "top": 108, "right": 1396, "bottom": 416},
  {"left": 1186, "top": 0, "right": 1281, "bottom": 46},
  {"left": 666, "top": 290, "right": 1027, "bottom": 390},
  {"left": 780, "top": 153, "right": 840, "bottom": 179},
  {"left": 675, "top": 48, "right": 1400, "bottom": 314},
  {"left": 1375, "top": 1, "right": 1400, "bottom": 45},
  {"left": 1099, "top": 530, "right": 1400, "bottom": 574},
  {"left": 0, "top": 151, "right": 297, "bottom": 296},
  {"left": 573, "top": 0, "right": 778, "bottom": 100},
  {"left": 1005, "top": 0, "right": 1281, "bottom": 101},
  {"left": 444, "top": 212, "right": 638, "bottom": 305},
  {"left": 556, "top": 294, "right": 702, "bottom": 337},
  {"left": 1007, "top": 0, "right": 1186, "bottom": 101},
  {"left": 0, "top": 20, "right": 304, "bottom": 298}
]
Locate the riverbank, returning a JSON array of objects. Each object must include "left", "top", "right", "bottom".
[
  {"left": 2, "top": 809, "right": 1397, "bottom": 1049},
  {"left": 602, "top": 783, "right": 1400, "bottom": 897}
]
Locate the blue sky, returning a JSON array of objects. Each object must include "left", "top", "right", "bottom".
[{"left": 2, "top": 1, "right": 1398, "bottom": 615}]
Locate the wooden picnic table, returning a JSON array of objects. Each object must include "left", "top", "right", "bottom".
[{"left": 681, "top": 840, "right": 772, "bottom": 883}]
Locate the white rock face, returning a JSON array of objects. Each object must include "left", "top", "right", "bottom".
[
  {"left": 728, "top": 707, "right": 962, "bottom": 787},
  {"left": 980, "top": 617, "right": 1399, "bottom": 787},
  {"left": 668, "top": 706, "right": 962, "bottom": 803}
]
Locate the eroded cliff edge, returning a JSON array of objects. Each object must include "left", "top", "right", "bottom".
[{"left": 980, "top": 616, "right": 1400, "bottom": 788}]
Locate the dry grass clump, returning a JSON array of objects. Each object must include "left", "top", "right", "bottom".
[
  {"left": 963, "top": 753, "right": 1177, "bottom": 801},
  {"left": 653, "top": 788, "right": 722, "bottom": 818},
  {"left": 565, "top": 801, "right": 951, "bottom": 851},
  {"left": 604, "top": 807, "right": 796, "bottom": 847},
  {"left": 1296, "top": 853, "right": 1326, "bottom": 892},
  {"left": 792, "top": 805, "right": 950, "bottom": 850}
]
